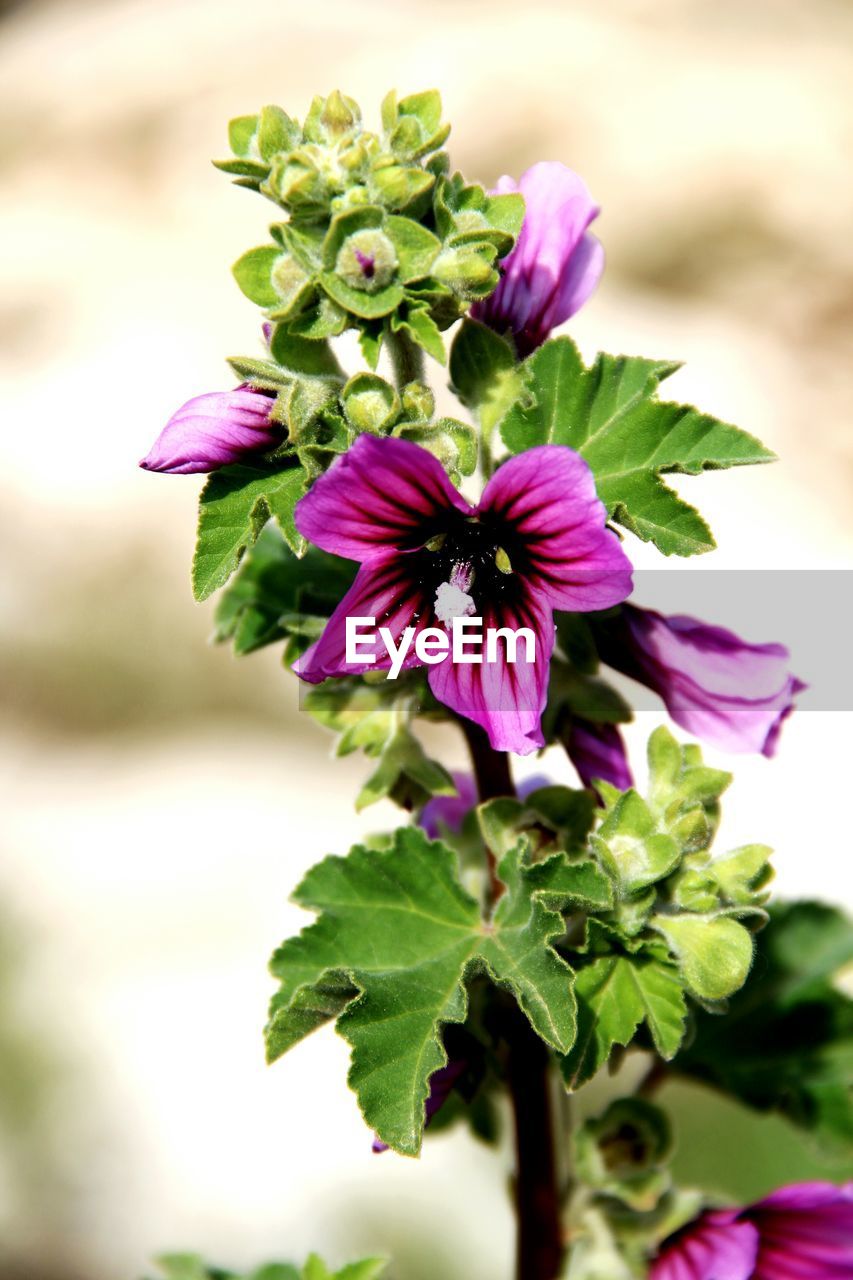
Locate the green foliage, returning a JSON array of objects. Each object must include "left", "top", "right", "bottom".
[
  {"left": 449, "top": 317, "right": 522, "bottom": 437},
  {"left": 193, "top": 463, "right": 308, "bottom": 602},
  {"left": 266, "top": 828, "right": 578, "bottom": 1154},
  {"left": 212, "top": 525, "right": 355, "bottom": 658},
  {"left": 675, "top": 901, "right": 853, "bottom": 1147},
  {"left": 216, "top": 90, "right": 523, "bottom": 364},
  {"left": 498, "top": 337, "right": 775, "bottom": 556},
  {"left": 149, "top": 1255, "right": 386, "bottom": 1280}
]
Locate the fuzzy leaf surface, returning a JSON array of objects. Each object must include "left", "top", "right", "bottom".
[
  {"left": 193, "top": 463, "right": 307, "bottom": 601},
  {"left": 266, "top": 828, "right": 577, "bottom": 1154},
  {"left": 499, "top": 338, "right": 774, "bottom": 556}
]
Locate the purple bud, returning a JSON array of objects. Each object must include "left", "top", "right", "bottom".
[
  {"left": 372, "top": 1054, "right": 468, "bottom": 1154},
  {"left": 472, "top": 161, "right": 604, "bottom": 357},
  {"left": 597, "top": 605, "right": 804, "bottom": 757},
  {"left": 139, "top": 389, "right": 281, "bottom": 475},
  {"left": 564, "top": 720, "right": 632, "bottom": 794}
]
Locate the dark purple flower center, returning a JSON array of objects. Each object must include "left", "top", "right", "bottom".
[
  {"left": 412, "top": 512, "right": 526, "bottom": 611},
  {"left": 354, "top": 249, "right": 376, "bottom": 279}
]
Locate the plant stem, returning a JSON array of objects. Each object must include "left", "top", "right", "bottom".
[
  {"left": 461, "top": 720, "right": 565, "bottom": 1280},
  {"left": 387, "top": 329, "right": 424, "bottom": 390}
]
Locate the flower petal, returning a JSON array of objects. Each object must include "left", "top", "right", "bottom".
[
  {"left": 293, "top": 552, "right": 429, "bottom": 681},
  {"left": 418, "top": 772, "right": 479, "bottom": 838},
  {"left": 473, "top": 161, "right": 602, "bottom": 355},
  {"left": 750, "top": 1182, "right": 853, "bottom": 1278},
  {"left": 294, "top": 434, "right": 471, "bottom": 561},
  {"left": 565, "top": 720, "right": 632, "bottom": 792},
  {"left": 140, "top": 389, "right": 279, "bottom": 474},
  {"left": 479, "top": 446, "right": 633, "bottom": 611},
  {"left": 651, "top": 1215, "right": 759, "bottom": 1280},
  {"left": 427, "top": 588, "right": 555, "bottom": 755},
  {"left": 599, "top": 606, "right": 803, "bottom": 756}
]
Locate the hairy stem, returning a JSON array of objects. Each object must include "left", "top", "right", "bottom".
[
  {"left": 462, "top": 720, "right": 565, "bottom": 1280},
  {"left": 387, "top": 329, "right": 424, "bottom": 390}
]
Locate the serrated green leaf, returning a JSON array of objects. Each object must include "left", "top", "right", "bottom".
[
  {"left": 499, "top": 338, "right": 775, "bottom": 557},
  {"left": 193, "top": 464, "right": 307, "bottom": 601},
  {"left": 212, "top": 525, "right": 355, "bottom": 656},
  {"left": 561, "top": 950, "right": 686, "bottom": 1088},
  {"left": 266, "top": 829, "right": 576, "bottom": 1153},
  {"left": 675, "top": 901, "right": 853, "bottom": 1147}
]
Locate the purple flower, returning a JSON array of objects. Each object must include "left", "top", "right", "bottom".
[
  {"left": 471, "top": 161, "right": 604, "bottom": 357},
  {"left": 651, "top": 1181, "right": 853, "bottom": 1280},
  {"left": 418, "top": 771, "right": 553, "bottom": 837},
  {"left": 565, "top": 720, "right": 632, "bottom": 792},
  {"left": 292, "top": 435, "right": 632, "bottom": 755},
  {"left": 597, "top": 605, "right": 804, "bottom": 757},
  {"left": 139, "top": 389, "right": 281, "bottom": 475}
]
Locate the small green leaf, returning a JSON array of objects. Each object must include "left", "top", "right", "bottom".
[
  {"left": 391, "top": 305, "right": 446, "bottom": 364},
  {"left": 592, "top": 791, "right": 681, "bottom": 894},
  {"left": 561, "top": 950, "right": 686, "bottom": 1088},
  {"left": 651, "top": 912, "right": 753, "bottom": 1000},
  {"left": 266, "top": 830, "right": 577, "bottom": 1153},
  {"left": 320, "top": 272, "right": 405, "bottom": 319},
  {"left": 232, "top": 246, "right": 282, "bottom": 307},
  {"left": 269, "top": 328, "right": 343, "bottom": 378},
  {"left": 449, "top": 319, "right": 521, "bottom": 435},
  {"left": 227, "top": 115, "right": 259, "bottom": 158},
  {"left": 500, "top": 338, "right": 775, "bottom": 557},
  {"left": 193, "top": 464, "right": 307, "bottom": 601}
]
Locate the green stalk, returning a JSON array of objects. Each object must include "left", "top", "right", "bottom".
[{"left": 387, "top": 329, "right": 425, "bottom": 391}]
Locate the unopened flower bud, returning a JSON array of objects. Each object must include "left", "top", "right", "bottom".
[
  {"left": 139, "top": 389, "right": 281, "bottom": 475},
  {"left": 335, "top": 229, "right": 398, "bottom": 293}
]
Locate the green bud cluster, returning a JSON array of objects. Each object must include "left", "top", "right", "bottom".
[
  {"left": 590, "top": 727, "right": 773, "bottom": 1002},
  {"left": 217, "top": 90, "right": 524, "bottom": 365},
  {"left": 227, "top": 325, "right": 476, "bottom": 483}
]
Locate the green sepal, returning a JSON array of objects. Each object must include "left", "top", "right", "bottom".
[
  {"left": 499, "top": 338, "right": 775, "bottom": 557},
  {"left": 389, "top": 303, "right": 445, "bottom": 363},
  {"left": 477, "top": 785, "right": 598, "bottom": 862},
  {"left": 266, "top": 830, "right": 577, "bottom": 1154},
  {"left": 449, "top": 318, "right": 521, "bottom": 435},
  {"left": 192, "top": 463, "right": 307, "bottom": 601},
  {"left": 651, "top": 912, "right": 754, "bottom": 1001},
  {"left": 385, "top": 215, "right": 441, "bottom": 281},
  {"left": 341, "top": 372, "right": 401, "bottom": 433},
  {"left": 575, "top": 1097, "right": 674, "bottom": 1212},
  {"left": 319, "top": 271, "right": 405, "bottom": 319},
  {"left": 393, "top": 416, "right": 477, "bottom": 478},
  {"left": 382, "top": 89, "right": 450, "bottom": 161},
  {"left": 232, "top": 245, "right": 282, "bottom": 307},
  {"left": 592, "top": 791, "right": 682, "bottom": 896}
]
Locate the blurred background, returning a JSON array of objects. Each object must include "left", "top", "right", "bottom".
[{"left": 1, "top": 0, "right": 852, "bottom": 1276}]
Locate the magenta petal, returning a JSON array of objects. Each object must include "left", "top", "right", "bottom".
[
  {"left": 427, "top": 590, "right": 555, "bottom": 756},
  {"left": 651, "top": 1215, "right": 759, "bottom": 1280},
  {"left": 479, "top": 447, "right": 633, "bottom": 611},
  {"left": 608, "top": 606, "right": 803, "bottom": 756},
  {"left": 750, "top": 1182, "right": 853, "bottom": 1278},
  {"left": 472, "top": 161, "right": 603, "bottom": 355},
  {"left": 140, "top": 389, "right": 279, "bottom": 474},
  {"left": 293, "top": 553, "right": 428, "bottom": 681},
  {"left": 565, "top": 720, "right": 632, "bottom": 793},
  {"left": 419, "top": 772, "right": 479, "bottom": 838},
  {"left": 294, "top": 434, "right": 472, "bottom": 562}
]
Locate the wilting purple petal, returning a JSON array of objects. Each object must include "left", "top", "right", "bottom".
[
  {"left": 597, "top": 605, "right": 804, "bottom": 757},
  {"left": 419, "top": 773, "right": 479, "bottom": 838},
  {"left": 294, "top": 434, "right": 471, "bottom": 561},
  {"left": 478, "top": 447, "right": 633, "bottom": 612},
  {"left": 139, "top": 389, "right": 280, "bottom": 474},
  {"left": 565, "top": 720, "right": 632, "bottom": 792},
  {"left": 373, "top": 1055, "right": 468, "bottom": 1154},
  {"left": 651, "top": 1214, "right": 758, "bottom": 1280},
  {"left": 652, "top": 1183, "right": 853, "bottom": 1280},
  {"left": 471, "top": 161, "right": 603, "bottom": 356},
  {"left": 428, "top": 588, "right": 555, "bottom": 756},
  {"left": 293, "top": 552, "right": 429, "bottom": 681}
]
